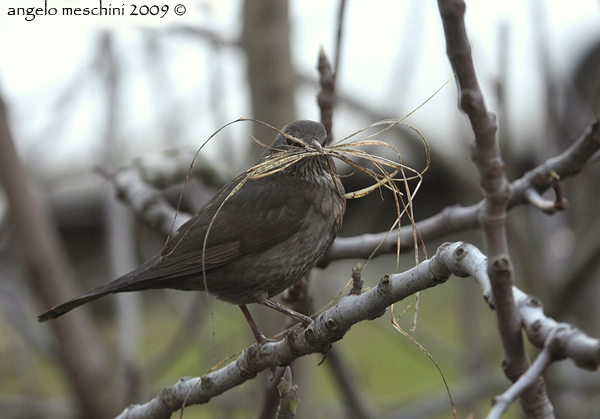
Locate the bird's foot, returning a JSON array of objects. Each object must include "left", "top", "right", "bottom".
[
  {"left": 239, "top": 304, "right": 277, "bottom": 346},
  {"left": 261, "top": 299, "right": 313, "bottom": 328},
  {"left": 254, "top": 332, "right": 277, "bottom": 346},
  {"left": 294, "top": 312, "right": 313, "bottom": 328}
]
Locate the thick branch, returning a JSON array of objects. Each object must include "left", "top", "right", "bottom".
[{"left": 115, "top": 242, "right": 600, "bottom": 418}]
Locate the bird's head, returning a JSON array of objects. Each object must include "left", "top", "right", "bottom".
[{"left": 262, "top": 120, "right": 328, "bottom": 158}]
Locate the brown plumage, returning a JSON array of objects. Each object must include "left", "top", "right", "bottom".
[{"left": 38, "top": 120, "right": 345, "bottom": 341}]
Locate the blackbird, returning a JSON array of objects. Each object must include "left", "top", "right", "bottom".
[{"left": 38, "top": 120, "right": 346, "bottom": 343}]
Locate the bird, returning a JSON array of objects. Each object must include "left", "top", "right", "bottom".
[{"left": 38, "top": 120, "right": 346, "bottom": 343}]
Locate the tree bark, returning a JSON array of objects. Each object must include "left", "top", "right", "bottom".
[
  {"left": 0, "top": 92, "right": 118, "bottom": 419},
  {"left": 242, "top": 0, "right": 297, "bottom": 162}
]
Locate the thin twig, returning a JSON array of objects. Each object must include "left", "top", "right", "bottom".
[
  {"left": 333, "top": 0, "right": 347, "bottom": 76},
  {"left": 317, "top": 48, "right": 336, "bottom": 144},
  {"left": 349, "top": 263, "right": 364, "bottom": 296},
  {"left": 323, "top": 118, "right": 600, "bottom": 263},
  {"left": 487, "top": 329, "right": 558, "bottom": 419}
]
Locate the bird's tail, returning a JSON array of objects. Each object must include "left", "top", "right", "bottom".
[{"left": 37, "top": 270, "right": 145, "bottom": 322}]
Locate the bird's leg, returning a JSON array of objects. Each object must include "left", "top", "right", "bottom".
[
  {"left": 261, "top": 299, "right": 313, "bottom": 327},
  {"left": 239, "top": 304, "right": 274, "bottom": 345}
]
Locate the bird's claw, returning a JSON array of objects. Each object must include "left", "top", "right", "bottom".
[{"left": 254, "top": 332, "right": 277, "bottom": 346}]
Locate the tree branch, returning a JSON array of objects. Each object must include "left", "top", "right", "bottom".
[
  {"left": 0, "top": 92, "right": 119, "bottom": 418},
  {"left": 317, "top": 48, "right": 336, "bottom": 144},
  {"left": 487, "top": 335, "right": 554, "bottom": 419},
  {"left": 99, "top": 147, "right": 235, "bottom": 236},
  {"left": 114, "top": 242, "right": 600, "bottom": 418},
  {"left": 437, "top": 0, "right": 554, "bottom": 416},
  {"left": 105, "top": 118, "right": 599, "bottom": 266},
  {"left": 323, "top": 118, "right": 600, "bottom": 263},
  {"left": 485, "top": 306, "right": 600, "bottom": 419}
]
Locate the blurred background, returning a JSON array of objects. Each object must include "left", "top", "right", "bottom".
[{"left": 1, "top": 0, "right": 600, "bottom": 418}]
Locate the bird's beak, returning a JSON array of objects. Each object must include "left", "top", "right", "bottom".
[{"left": 311, "top": 139, "right": 324, "bottom": 153}]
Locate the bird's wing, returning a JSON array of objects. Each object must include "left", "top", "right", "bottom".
[{"left": 133, "top": 174, "right": 312, "bottom": 280}]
